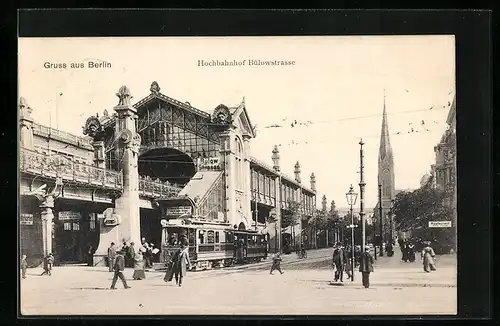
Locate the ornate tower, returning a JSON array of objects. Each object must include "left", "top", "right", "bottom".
[
  {"left": 113, "top": 86, "right": 142, "bottom": 247},
  {"left": 272, "top": 145, "right": 280, "bottom": 172},
  {"left": 321, "top": 195, "right": 327, "bottom": 212},
  {"left": 294, "top": 161, "right": 301, "bottom": 183},
  {"left": 378, "top": 92, "right": 396, "bottom": 238},
  {"left": 310, "top": 173, "right": 316, "bottom": 192}
]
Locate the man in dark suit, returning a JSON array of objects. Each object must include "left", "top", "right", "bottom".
[
  {"left": 332, "top": 242, "right": 347, "bottom": 282},
  {"left": 110, "top": 251, "right": 131, "bottom": 290},
  {"left": 359, "top": 245, "right": 375, "bottom": 288},
  {"left": 107, "top": 242, "right": 116, "bottom": 272}
]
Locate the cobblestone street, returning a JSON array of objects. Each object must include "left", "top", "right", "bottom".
[{"left": 20, "top": 248, "right": 457, "bottom": 316}]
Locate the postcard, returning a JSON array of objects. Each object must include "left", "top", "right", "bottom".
[{"left": 18, "top": 35, "right": 457, "bottom": 315}]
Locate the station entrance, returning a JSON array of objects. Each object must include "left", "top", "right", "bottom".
[{"left": 53, "top": 200, "right": 102, "bottom": 265}]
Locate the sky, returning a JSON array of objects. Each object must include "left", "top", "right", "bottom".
[{"left": 18, "top": 36, "right": 455, "bottom": 209}]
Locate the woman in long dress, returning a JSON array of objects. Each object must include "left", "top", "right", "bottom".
[
  {"left": 421, "top": 241, "right": 437, "bottom": 272},
  {"left": 132, "top": 251, "right": 146, "bottom": 280}
]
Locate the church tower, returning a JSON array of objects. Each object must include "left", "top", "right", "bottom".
[{"left": 378, "top": 92, "right": 395, "bottom": 239}]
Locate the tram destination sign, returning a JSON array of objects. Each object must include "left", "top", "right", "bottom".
[
  {"left": 428, "top": 221, "right": 452, "bottom": 228},
  {"left": 166, "top": 206, "right": 192, "bottom": 216}
]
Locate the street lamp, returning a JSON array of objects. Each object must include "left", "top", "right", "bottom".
[{"left": 345, "top": 184, "right": 358, "bottom": 282}]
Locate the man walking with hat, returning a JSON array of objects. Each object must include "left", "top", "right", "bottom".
[
  {"left": 110, "top": 250, "right": 131, "bottom": 290},
  {"left": 359, "top": 245, "right": 374, "bottom": 288}
]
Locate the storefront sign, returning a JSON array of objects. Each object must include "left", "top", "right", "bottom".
[
  {"left": 428, "top": 221, "right": 452, "bottom": 228},
  {"left": 20, "top": 213, "right": 34, "bottom": 225},
  {"left": 58, "top": 211, "right": 82, "bottom": 220},
  {"left": 197, "top": 157, "right": 221, "bottom": 170},
  {"left": 166, "top": 206, "right": 192, "bottom": 216}
]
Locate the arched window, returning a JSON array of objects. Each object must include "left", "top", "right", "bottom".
[{"left": 235, "top": 137, "right": 244, "bottom": 190}]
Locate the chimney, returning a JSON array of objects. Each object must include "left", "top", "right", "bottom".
[
  {"left": 272, "top": 145, "right": 280, "bottom": 172},
  {"left": 321, "top": 195, "right": 327, "bottom": 212},
  {"left": 294, "top": 161, "right": 301, "bottom": 183},
  {"left": 310, "top": 173, "right": 316, "bottom": 192}
]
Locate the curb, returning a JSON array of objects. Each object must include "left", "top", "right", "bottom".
[{"left": 326, "top": 282, "right": 456, "bottom": 288}]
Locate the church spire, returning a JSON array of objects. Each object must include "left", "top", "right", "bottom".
[{"left": 379, "top": 89, "right": 393, "bottom": 162}]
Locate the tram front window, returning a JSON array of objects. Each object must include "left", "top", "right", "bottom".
[{"left": 169, "top": 233, "right": 179, "bottom": 246}]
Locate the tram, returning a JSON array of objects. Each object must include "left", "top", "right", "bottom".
[{"left": 159, "top": 219, "right": 268, "bottom": 271}]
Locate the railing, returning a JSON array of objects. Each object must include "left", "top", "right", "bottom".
[
  {"left": 138, "top": 175, "right": 183, "bottom": 198},
  {"left": 32, "top": 123, "right": 94, "bottom": 149},
  {"left": 19, "top": 147, "right": 123, "bottom": 190}
]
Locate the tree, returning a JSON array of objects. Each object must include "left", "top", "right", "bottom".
[
  {"left": 326, "top": 200, "right": 340, "bottom": 245},
  {"left": 281, "top": 201, "right": 301, "bottom": 247},
  {"left": 391, "top": 184, "right": 455, "bottom": 253},
  {"left": 307, "top": 209, "right": 324, "bottom": 249}
]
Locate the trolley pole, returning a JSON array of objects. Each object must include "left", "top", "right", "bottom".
[{"left": 359, "top": 139, "right": 366, "bottom": 251}]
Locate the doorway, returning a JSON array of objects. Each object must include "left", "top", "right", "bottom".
[{"left": 54, "top": 209, "right": 100, "bottom": 265}]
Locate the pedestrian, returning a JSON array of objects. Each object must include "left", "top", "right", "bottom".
[
  {"left": 332, "top": 242, "right": 346, "bottom": 282},
  {"left": 141, "top": 238, "right": 152, "bottom": 269},
  {"left": 150, "top": 243, "right": 159, "bottom": 264},
  {"left": 386, "top": 241, "right": 394, "bottom": 257},
  {"left": 359, "top": 246, "right": 374, "bottom": 288},
  {"left": 163, "top": 249, "right": 178, "bottom": 283},
  {"left": 87, "top": 244, "right": 94, "bottom": 266},
  {"left": 40, "top": 253, "right": 54, "bottom": 276},
  {"left": 132, "top": 251, "right": 146, "bottom": 280},
  {"left": 421, "top": 241, "right": 437, "bottom": 272},
  {"left": 20, "top": 254, "right": 28, "bottom": 279},
  {"left": 174, "top": 242, "right": 191, "bottom": 287},
  {"left": 121, "top": 240, "right": 129, "bottom": 267},
  {"left": 110, "top": 251, "right": 131, "bottom": 290},
  {"left": 128, "top": 242, "right": 136, "bottom": 268},
  {"left": 269, "top": 252, "right": 284, "bottom": 275},
  {"left": 107, "top": 242, "right": 116, "bottom": 272},
  {"left": 401, "top": 240, "right": 408, "bottom": 262},
  {"left": 407, "top": 242, "right": 416, "bottom": 262},
  {"left": 354, "top": 245, "right": 361, "bottom": 267},
  {"left": 342, "top": 245, "right": 352, "bottom": 279}
]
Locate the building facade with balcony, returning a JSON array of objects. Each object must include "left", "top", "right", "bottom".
[
  {"left": 19, "top": 81, "right": 316, "bottom": 266},
  {"left": 430, "top": 94, "right": 456, "bottom": 248}
]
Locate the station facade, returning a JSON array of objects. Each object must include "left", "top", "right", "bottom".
[{"left": 19, "top": 82, "right": 317, "bottom": 266}]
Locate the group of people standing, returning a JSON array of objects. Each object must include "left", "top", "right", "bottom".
[
  {"left": 400, "top": 239, "right": 417, "bottom": 262},
  {"left": 106, "top": 237, "right": 192, "bottom": 289},
  {"left": 398, "top": 238, "right": 438, "bottom": 272},
  {"left": 331, "top": 243, "right": 374, "bottom": 288}
]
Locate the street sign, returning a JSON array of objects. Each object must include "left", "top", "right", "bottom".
[
  {"left": 428, "top": 221, "right": 452, "bottom": 228},
  {"left": 20, "top": 213, "right": 34, "bottom": 225}
]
